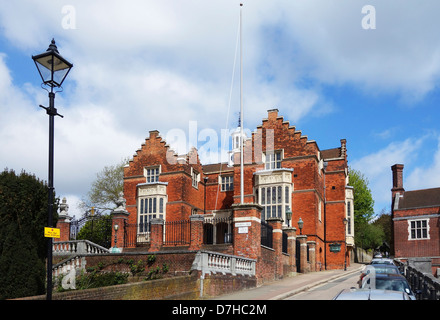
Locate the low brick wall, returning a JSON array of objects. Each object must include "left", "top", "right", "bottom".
[
  {"left": 18, "top": 271, "right": 257, "bottom": 300},
  {"left": 18, "top": 275, "right": 200, "bottom": 300},
  {"left": 201, "top": 272, "right": 257, "bottom": 298},
  {"left": 18, "top": 249, "right": 258, "bottom": 300}
]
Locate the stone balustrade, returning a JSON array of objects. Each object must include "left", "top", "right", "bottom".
[
  {"left": 52, "top": 255, "right": 87, "bottom": 278},
  {"left": 53, "top": 240, "right": 109, "bottom": 256},
  {"left": 191, "top": 250, "right": 256, "bottom": 277}
]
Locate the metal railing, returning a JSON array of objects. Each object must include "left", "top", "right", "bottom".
[
  {"left": 282, "top": 231, "right": 288, "bottom": 254},
  {"left": 124, "top": 217, "right": 235, "bottom": 248},
  {"left": 395, "top": 259, "right": 440, "bottom": 300},
  {"left": 164, "top": 219, "right": 190, "bottom": 246},
  {"left": 261, "top": 220, "right": 273, "bottom": 248},
  {"left": 123, "top": 222, "right": 150, "bottom": 247}
]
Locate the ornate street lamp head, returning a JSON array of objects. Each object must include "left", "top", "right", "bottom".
[
  {"left": 285, "top": 208, "right": 292, "bottom": 221},
  {"left": 298, "top": 217, "right": 304, "bottom": 233},
  {"left": 32, "top": 39, "right": 73, "bottom": 89}
]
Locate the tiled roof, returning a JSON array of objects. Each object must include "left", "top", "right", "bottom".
[
  {"left": 202, "top": 162, "right": 233, "bottom": 174},
  {"left": 398, "top": 187, "right": 440, "bottom": 210},
  {"left": 321, "top": 147, "right": 341, "bottom": 159}
]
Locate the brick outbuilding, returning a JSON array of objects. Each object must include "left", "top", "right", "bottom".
[{"left": 391, "top": 164, "right": 440, "bottom": 276}]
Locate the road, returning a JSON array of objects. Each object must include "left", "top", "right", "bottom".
[{"left": 285, "top": 271, "right": 360, "bottom": 300}]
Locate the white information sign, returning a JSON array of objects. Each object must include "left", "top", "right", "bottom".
[
  {"left": 235, "top": 222, "right": 251, "bottom": 227},
  {"left": 238, "top": 227, "right": 248, "bottom": 234}
]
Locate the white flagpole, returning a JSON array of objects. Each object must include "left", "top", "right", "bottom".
[{"left": 240, "top": 3, "right": 244, "bottom": 205}]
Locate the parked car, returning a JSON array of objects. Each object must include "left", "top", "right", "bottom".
[
  {"left": 358, "top": 263, "right": 402, "bottom": 287},
  {"left": 361, "top": 273, "right": 417, "bottom": 300},
  {"left": 333, "top": 288, "right": 411, "bottom": 300},
  {"left": 370, "top": 258, "right": 395, "bottom": 265}
]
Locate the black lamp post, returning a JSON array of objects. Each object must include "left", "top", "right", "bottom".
[
  {"left": 32, "top": 39, "right": 73, "bottom": 300},
  {"left": 298, "top": 217, "right": 304, "bottom": 235},
  {"left": 343, "top": 218, "right": 348, "bottom": 271},
  {"left": 204, "top": 177, "right": 208, "bottom": 215}
]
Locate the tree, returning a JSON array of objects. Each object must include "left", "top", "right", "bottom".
[
  {"left": 0, "top": 169, "right": 58, "bottom": 299},
  {"left": 77, "top": 214, "right": 113, "bottom": 248},
  {"left": 348, "top": 168, "right": 383, "bottom": 250},
  {"left": 80, "top": 158, "right": 128, "bottom": 213},
  {"left": 372, "top": 209, "right": 393, "bottom": 253},
  {"left": 360, "top": 223, "right": 385, "bottom": 250},
  {"left": 348, "top": 168, "right": 375, "bottom": 224}
]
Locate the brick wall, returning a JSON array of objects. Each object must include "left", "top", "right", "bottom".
[
  {"left": 86, "top": 251, "right": 197, "bottom": 278},
  {"left": 18, "top": 275, "right": 201, "bottom": 300},
  {"left": 19, "top": 251, "right": 258, "bottom": 300},
  {"left": 394, "top": 208, "right": 440, "bottom": 259}
]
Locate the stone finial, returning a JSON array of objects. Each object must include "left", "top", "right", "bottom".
[
  {"left": 113, "top": 191, "right": 128, "bottom": 215},
  {"left": 59, "top": 197, "right": 71, "bottom": 221},
  {"left": 115, "top": 191, "right": 126, "bottom": 209}
]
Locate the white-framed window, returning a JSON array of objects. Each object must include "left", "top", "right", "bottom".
[
  {"left": 191, "top": 168, "right": 200, "bottom": 188},
  {"left": 346, "top": 201, "right": 352, "bottom": 235},
  {"left": 408, "top": 219, "right": 429, "bottom": 240},
  {"left": 265, "top": 151, "right": 282, "bottom": 170},
  {"left": 221, "top": 175, "right": 234, "bottom": 191},
  {"left": 144, "top": 166, "right": 160, "bottom": 183},
  {"left": 259, "top": 185, "right": 291, "bottom": 222},
  {"left": 138, "top": 196, "right": 166, "bottom": 235},
  {"left": 318, "top": 199, "right": 322, "bottom": 222}
]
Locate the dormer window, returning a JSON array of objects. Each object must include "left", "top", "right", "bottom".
[
  {"left": 144, "top": 166, "right": 160, "bottom": 183},
  {"left": 265, "top": 151, "right": 282, "bottom": 170}
]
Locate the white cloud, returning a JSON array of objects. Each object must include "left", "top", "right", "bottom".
[
  {"left": 2, "top": 0, "right": 440, "bottom": 219},
  {"left": 350, "top": 136, "right": 427, "bottom": 212},
  {"left": 406, "top": 137, "right": 440, "bottom": 190}
]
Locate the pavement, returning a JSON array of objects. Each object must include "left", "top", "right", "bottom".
[{"left": 210, "top": 263, "right": 365, "bottom": 300}]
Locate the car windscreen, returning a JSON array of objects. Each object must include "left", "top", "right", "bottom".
[
  {"left": 375, "top": 279, "right": 409, "bottom": 292},
  {"left": 373, "top": 266, "right": 399, "bottom": 274}
]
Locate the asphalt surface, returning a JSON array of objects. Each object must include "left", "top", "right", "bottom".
[{"left": 210, "top": 263, "right": 364, "bottom": 300}]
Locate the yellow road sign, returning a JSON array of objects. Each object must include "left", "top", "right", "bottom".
[{"left": 44, "top": 227, "right": 60, "bottom": 238}]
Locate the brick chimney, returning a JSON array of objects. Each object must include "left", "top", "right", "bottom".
[
  {"left": 391, "top": 164, "right": 404, "bottom": 193},
  {"left": 391, "top": 164, "right": 404, "bottom": 212},
  {"left": 340, "top": 139, "right": 347, "bottom": 158},
  {"left": 391, "top": 164, "right": 404, "bottom": 257}
]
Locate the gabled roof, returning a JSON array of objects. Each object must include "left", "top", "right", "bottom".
[
  {"left": 397, "top": 187, "right": 440, "bottom": 210},
  {"left": 202, "top": 163, "right": 233, "bottom": 174}
]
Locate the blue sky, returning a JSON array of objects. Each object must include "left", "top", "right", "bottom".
[{"left": 1, "top": 0, "right": 439, "bottom": 219}]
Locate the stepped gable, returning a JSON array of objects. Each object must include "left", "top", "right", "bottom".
[
  {"left": 125, "top": 130, "right": 178, "bottom": 177},
  {"left": 254, "top": 109, "right": 319, "bottom": 158},
  {"left": 125, "top": 130, "right": 204, "bottom": 178}
]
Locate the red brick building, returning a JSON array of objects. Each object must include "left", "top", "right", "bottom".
[
  {"left": 391, "top": 164, "right": 440, "bottom": 275},
  {"left": 122, "top": 109, "right": 353, "bottom": 270}
]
